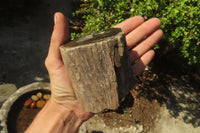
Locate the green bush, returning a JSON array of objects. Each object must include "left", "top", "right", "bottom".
[{"left": 72, "top": 0, "right": 200, "bottom": 65}]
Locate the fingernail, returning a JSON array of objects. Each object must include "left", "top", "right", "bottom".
[{"left": 54, "top": 13, "right": 57, "bottom": 25}]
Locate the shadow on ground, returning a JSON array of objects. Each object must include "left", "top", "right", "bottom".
[
  {"left": 165, "top": 75, "right": 200, "bottom": 128},
  {"left": 135, "top": 67, "right": 200, "bottom": 128},
  {"left": 150, "top": 48, "right": 200, "bottom": 128}
]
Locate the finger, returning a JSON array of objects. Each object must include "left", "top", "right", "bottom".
[
  {"left": 48, "top": 12, "right": 69, "bottom": 60},
  {"left": 113, "top": 16, "right": 144, "bottom": 35},
  {"left": 132, "top": 50, "right": 155, "bottom": 76},
  {"left": 126, "top": 18, "right": 161, "bottom": 49},
  {"left": 129, "top": 29, "right": 163, "bottom": 62}
]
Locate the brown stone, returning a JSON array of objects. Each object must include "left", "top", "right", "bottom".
[{"left": 60, "top": 28, "right": 135, "bottom": 113}]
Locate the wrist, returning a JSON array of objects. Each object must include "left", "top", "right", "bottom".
[{"left": 25, "top": 98, "right": 88, "bottom": 133}]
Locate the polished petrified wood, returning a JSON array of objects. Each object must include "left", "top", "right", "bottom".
[{"left": 60, "top": 28, "right": 134, "bottom": 113}]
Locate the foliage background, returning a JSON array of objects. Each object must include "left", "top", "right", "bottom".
[{"left": 71, "top": 0, "right": 200, "bottom": 66}]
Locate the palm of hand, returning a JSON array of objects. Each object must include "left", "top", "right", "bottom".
[{"left": 45, "top": 13, "right": 163, "bottom": 117}]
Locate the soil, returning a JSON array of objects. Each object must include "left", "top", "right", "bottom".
[
  {"left": 98, "top": 68, "right": 168, "bottom": 132},
  {"left": 17, "top": 108, "right": 41, "bottom": 133}
]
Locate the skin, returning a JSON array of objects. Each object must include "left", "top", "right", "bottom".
[{"left": 25, "top": 12, "right": 163, "bottom": 133}]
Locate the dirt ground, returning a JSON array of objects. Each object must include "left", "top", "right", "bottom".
[{"left": 98, "top": 68, "right": 168, "bottom": 132}]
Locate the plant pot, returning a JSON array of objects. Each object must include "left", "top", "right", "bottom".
[{"left": 0, "top": 82, "right": 50, "bottom": 133}]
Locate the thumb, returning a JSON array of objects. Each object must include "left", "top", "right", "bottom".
[{"left": 48, "top": 12, "right": 69, "bottom": 60}]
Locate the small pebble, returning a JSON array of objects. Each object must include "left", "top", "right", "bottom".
[
  {"left": 31, "top": 101, "right": 36, "bottom": 109},
  {"left": 31, "top": 95, "right": 39, "bottom": 101},
  {"left": 24, "top": 92, "right": 51, "bottom": 109},
  {"left": 37, "top": 92, "right": 43, "bottom": 99},
  {"left": 43, "top": 94, "right": 51, "bottom": 100},
  {"left": 24, "top": 99, "right": 32, "bottom": 108},
  {"left": 37, "top": 100, "right": 46, "bottom": 108}
]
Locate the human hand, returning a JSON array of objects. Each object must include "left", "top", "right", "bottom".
[
  {"left": 26, "top": 12, "right": 162, "bottom": 133},
  {"left": 45, "top": 12, "right": 92, "bottom": 122},
  {"left": 45, "top": 13, "right": 162, "bottom": 118},
  {"left": 114, "top": 16, "right": 163, "bottom": 75}
]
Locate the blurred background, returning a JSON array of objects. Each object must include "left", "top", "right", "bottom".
[{"left": 0, "top": 0, "right": 75, "bottom": 87}]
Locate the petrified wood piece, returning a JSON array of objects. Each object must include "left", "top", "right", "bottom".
[{"left": 60, "top": 28, "right": 134, "bottom": 113}]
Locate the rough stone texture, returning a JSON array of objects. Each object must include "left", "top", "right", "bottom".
[
  {"left": 0, "top": 82, "right": 50, "bottom": 133},
  {"left": 60, "top": 28, "right": 134, "bottom": 113},
  {"left": 0, "top": 84, "right": 17, "bottom": 108},
  {"left": 79, "top": 115, "right": 144, "bottom": 133}
]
